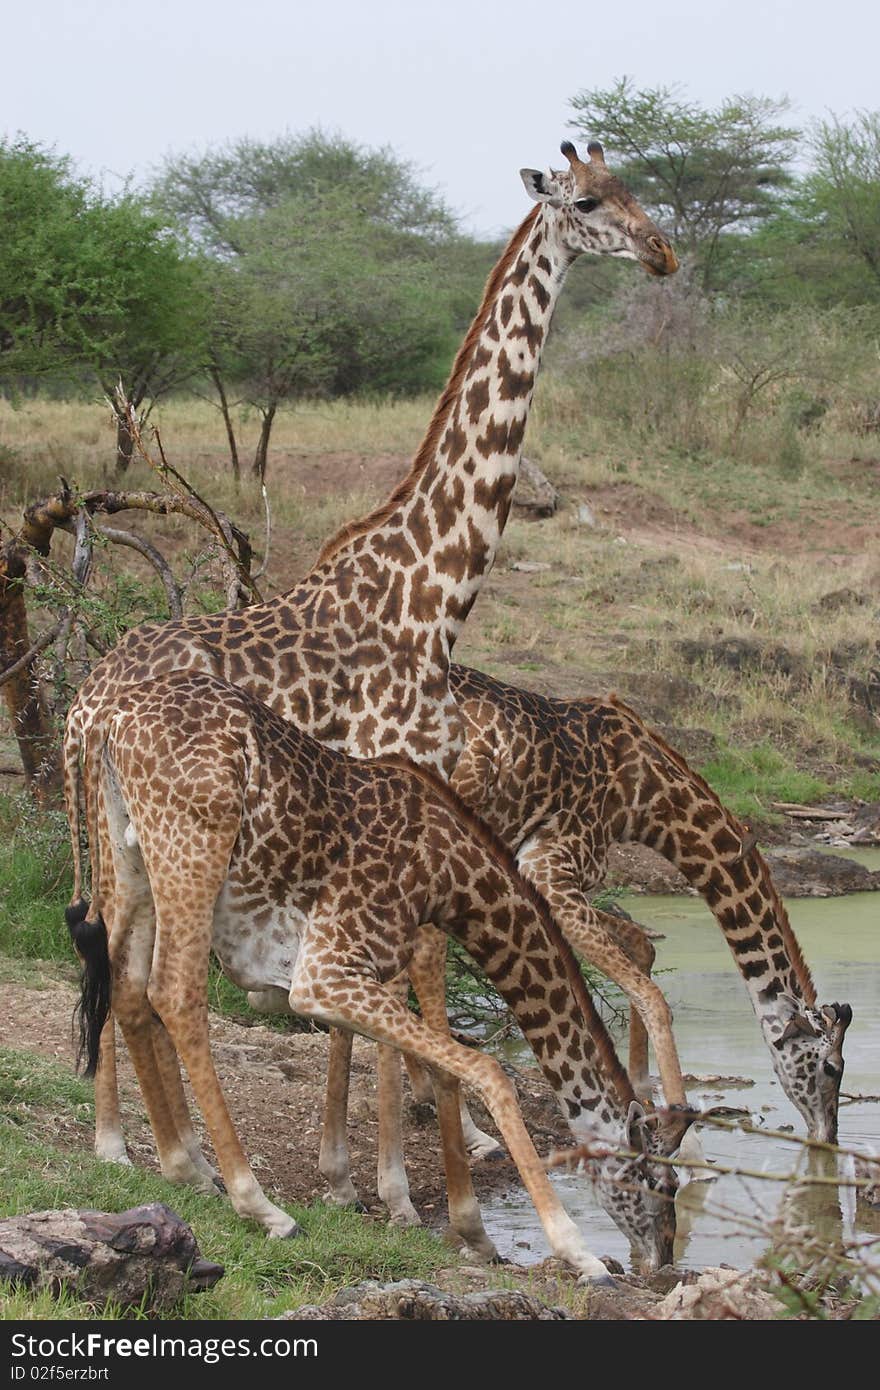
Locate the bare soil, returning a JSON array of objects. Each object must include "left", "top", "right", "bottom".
[{"left": 0, "top": 977, "right": 570, "bottom": 1226}]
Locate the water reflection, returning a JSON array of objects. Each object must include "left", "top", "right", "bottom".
[{"left": 479, "top": 890, "right": 880, "bottom": 1272}]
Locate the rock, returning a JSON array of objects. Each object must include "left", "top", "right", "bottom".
[
  {"left": 0, "top": 1203, "right": 223, "bottom": 1309},
  {"left": 605, "top": 842, "right": 692, "bottom": 895},
  {"left": 577, "top": 503, "right": 597, "bottom": 527},
  {"left": 512, "top": 457, "right": 560, "bottom": 519},
  {"left": 852, "top": 803, "right": 880, "bottom": 845},
  {"left": 814, "top": 588, "right": 869, "bottom": 614},
  {"left": 281, "top": 1279, "right": 571, "bottom": 1320},
  {"left": 676, "top": 636, "right": 807, "bottom": 682},
  {"left": 763, "top": 847, "right": 880, "bottom": 897},
  {"left": 653, "top": 1267, "right": 779, "bottom": 1320},
  {"left": 510, "top": 561, "right": 551, "bottom": 574}
]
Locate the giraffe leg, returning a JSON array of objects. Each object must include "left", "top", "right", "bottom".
[
  {"left": 599, "top": 912, "right": 657, "bottom": 1099},
  {"left": 108, "top": 892, "right": 224, "bottom": 1194},
  {"left": 376, "top": 1032, "right": 421, "bottom": 1227},
  {"left": 93, "top": 1020, "right": 130, "bottom": 1164},
  {"left": 145, "top": 901, "right": 298, "bottom": 1236},
  {"left": 319, "top": 1027, "right": 362, "bottom": 1209},
  {"left": 408, "top": 930, "right": 499, "bottom": 1261},
  {"left": 291, "top": 951, "right": 612, "bottom": 1284},
  {"left": 90, "top": 803, "right": 130, "bottom": 1164},
  {"left": 408, "top": 931, "right": 503, "bottom": 1161},
  {"left": 148, "top": 1016, "right": 223, "bottom": 1189},
  {"left": 518, "top": 835, "right": 687, "bottom": 1107}
]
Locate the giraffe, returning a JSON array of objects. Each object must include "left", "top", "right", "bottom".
[
  {"left": 440, "top": 672, "right": 852, "bottom": 1142},
  {"left": 70, "top": 670, "right": 692, "bottom": 1279},
  {"left": 63, "top": 139, "right": 683, "bottom": 1196},
  {"left": 318, "top": 674, "right": 852, "bottom": 1211}
]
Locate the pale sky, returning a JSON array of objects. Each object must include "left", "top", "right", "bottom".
[{"left": 5, "top": 0, "right": 879, "bottom": 237}]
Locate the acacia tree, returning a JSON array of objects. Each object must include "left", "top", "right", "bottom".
[
  {"left": 155, "top": 131, "right": 478, "bottom": 479},
  {"left": 0, "top": 137, "right": 89, "bottom": 379},
  {"left": 71, "top": 196, "right": 208, "bottom": 471},
  {"left": 0, "top": 138, "right": 208, "bottom": 469},
  {"left": 567, "top": 79, "right": 799, "bottom": 289}
]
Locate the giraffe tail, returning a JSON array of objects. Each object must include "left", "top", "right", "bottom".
[
  {"left": 67, "top": 905, "right": 110, "bottom": 1078},
  {"left": 64, "top": 710, "right": 111, "bottom": 1077},
  {"left": 62, "top": 710, "right": 88, "bottom": 918}
]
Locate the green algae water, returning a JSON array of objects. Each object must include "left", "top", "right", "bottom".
[{"left": 481, "top": 887, "right": 879, "bottom": 1272}]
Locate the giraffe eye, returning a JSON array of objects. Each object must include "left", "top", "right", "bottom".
[{"left": 575, "top": 197, "right": 600, "bottom": 215}]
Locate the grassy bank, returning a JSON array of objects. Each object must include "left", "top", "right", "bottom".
[{"left": 0, "top": 1046, "right": 453, "bottom": 1320}]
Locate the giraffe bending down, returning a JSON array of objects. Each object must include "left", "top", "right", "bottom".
[
  {"left": 443, "top": 672, "right": 852, "bottom": 1141},
  {"left": 316, "top": 675, "right": 852, "bottom": 1210},
  {"left": 64, "top": 139, "right": 683, "bottom": 1193},
  {"left": 71, "top": 671, "right": 692, "bottom": 1279}
]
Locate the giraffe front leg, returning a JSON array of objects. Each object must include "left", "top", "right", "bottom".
[
  {"left": 596, "top": 909, "right": 658, "bottom": 1100},
  {"left": 376, "top": 1041, "right": 421, "bottom": 1227},
  {"left": 409, "top": 929, "right": 499, "bottom": 1261},
  {"left": 292, "top": 952, "right": 612, "bottom": 1286},
  {"left": 518, "top": 835, "right": 687, "bottom": 1108},
  {"left": 408, "top": 931, "right": 503, "bottom": 1162}
]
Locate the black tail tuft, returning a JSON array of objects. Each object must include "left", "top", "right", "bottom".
[
  {"left": 68, "top": 912, "right": 111, "bottom": 1078},
  {"left": 64, "top": 898, "right": 90, "bottom": 930}
]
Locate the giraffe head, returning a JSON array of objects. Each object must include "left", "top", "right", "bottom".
[
  {"left": 589, "top": 1101, "right": 688, "bottom": 1272},
  {"left": 762, "top": 996, "right": 852, "bottom": 1142},
  {"left": 520, "top": 140, "right": 678, "bottom": 276}
]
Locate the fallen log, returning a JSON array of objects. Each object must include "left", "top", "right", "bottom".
[
  {"left": 0, "top": 1202, "right": 223, "bottom": 1309},
  {"left": 770, "top": 802, "right": 850, "bottom": 820}
]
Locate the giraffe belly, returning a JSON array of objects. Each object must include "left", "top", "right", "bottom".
[{"left": 210, "top": 888, "right": 305, "bottom": 994}]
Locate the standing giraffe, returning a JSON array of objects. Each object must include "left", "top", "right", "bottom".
[
  {"left": 72, "top": 671, "right": 690, "bottom": 1278},
  {"left": 64, "top": 140, "right": 683, "bottom": 1200}
]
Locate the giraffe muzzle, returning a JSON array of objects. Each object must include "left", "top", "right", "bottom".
[{"left": 641, "top": 235, "right": 679, "bottom": 277}]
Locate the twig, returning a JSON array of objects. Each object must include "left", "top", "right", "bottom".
[
  {"left": 119, "top": 391, "right": 261, "bottom": 606},
  {"left": 96, "top": 526, "right": 183, "bottom": 620},
  {"left": 252, "top": 484, "right": 272, "bottom": 581},
  {"left": 0, "top": 617, "right": 67, "bottom": 689}
]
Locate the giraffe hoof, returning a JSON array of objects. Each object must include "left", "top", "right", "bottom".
[
  {"left": 488, "top": 1253, "right": 511, "bottom": 1266},
  {"left": 475, "top": 1145, "right": 507, "bottom": 1163},
  {"left": 270, "top": 1219, "right": 303, "bottom": 1240},
  {"left": 348, "top": 1200, "right": 368, "bottom": 1214}
]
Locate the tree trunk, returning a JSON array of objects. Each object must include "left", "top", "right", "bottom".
[
  {"left": 251, "top": 401, "right": 277, "bottom": 483},
  {"left": 210, "top": 363, "right": 240, "bottom": 482},
  {"left": 115, "top": 411, "right": 136, "bottom": 474},
  {"left": 0, "top": 551, "right": 60, "bottom": 800}
]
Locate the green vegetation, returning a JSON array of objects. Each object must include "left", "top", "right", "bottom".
[{"left": 0, "top": 1046, "right": 451, "bottom": 1320}]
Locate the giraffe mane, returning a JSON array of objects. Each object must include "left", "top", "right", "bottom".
[
  {"left": 314, "top": 205, "right": 542, "bottom": 570},
  {"left": 607, "top": 694, "right": 817, "bottom": 1007},
  {"left": 373, "top": 751, "right": 638, "bottom": 1112}
]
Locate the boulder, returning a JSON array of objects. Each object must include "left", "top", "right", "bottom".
[
  {"left": 763, "top": 847, "right": 880, "bottom": 897},
  {"left": 0, "top": 1203, "right": 222, "bottom": 1309},
  {"left": 282, "top": 1279, "right": 571, "bottom": 1320}
]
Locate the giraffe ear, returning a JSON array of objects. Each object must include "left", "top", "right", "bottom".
[
  {"left": 625, "top": 1099, "right": 650, "bottom": 1154},
  {"left": 520, "top": 169, "right": 564, "bottom": 207}
]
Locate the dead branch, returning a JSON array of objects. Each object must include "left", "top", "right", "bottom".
[
  {"left": 120, "top": 392, "right": 260, "bottom": 608},
  {"left": 97, "top": 525, "right": 184, "bottom": 619},
  {"left": 1, "top": 478, "right": 257, "bottom": 791},
  {"left": 0, "top": 616, "right": 67, "bottom": 690}
]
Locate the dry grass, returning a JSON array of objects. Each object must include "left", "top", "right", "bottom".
[{"left": 2, "top": 392, "right": 878, "bottom": 813}]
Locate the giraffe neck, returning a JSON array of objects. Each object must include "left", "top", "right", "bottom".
[
  {"left": 607, "top": 702, "right": 817, "bottom": 1022},
  {"left": 444, "top": 859, "right": 635, "bottom": 1140},
  {"left": 314, "top": 204, "right": 572, "bottom": 649}
]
